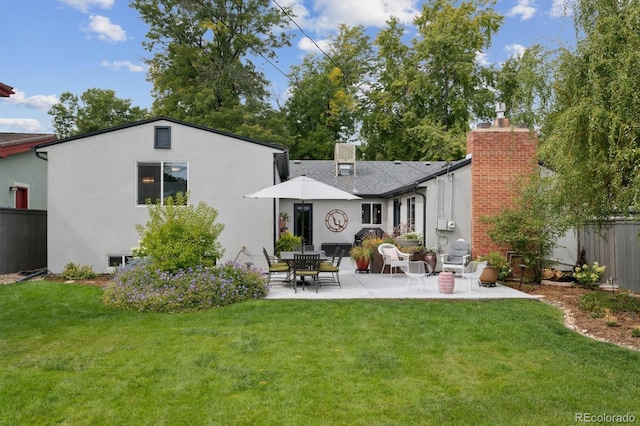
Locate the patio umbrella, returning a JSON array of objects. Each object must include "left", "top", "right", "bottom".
[{"left": 244, "top": 176, "right": 361, "bottom": 252}]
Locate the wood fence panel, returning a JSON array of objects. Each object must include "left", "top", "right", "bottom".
[
  {"left": 579, "top": 220, "right": 640, "bottom": 293},
  {"left": 0, "top": 208, "right": 47, "bottom": 274}
]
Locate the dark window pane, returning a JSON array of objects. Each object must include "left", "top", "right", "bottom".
[
  {"left": 361, "top": 203, "right": 371, "bottom": 224},
  {"left": 163, "top": 162, "right": 187, "bottom": 201},
  {"left": 138, "top": 163, "right": 161, "bottom": 204},
  {"left": 372, "top": 203, "right": 382, "bottom": 224}
]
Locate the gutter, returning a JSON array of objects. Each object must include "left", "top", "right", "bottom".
[{"left": 413, "top": 186, "right": 427, "bottom": 247}]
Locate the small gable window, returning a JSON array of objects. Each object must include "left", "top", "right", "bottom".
[{"left": 154, "top": 126, "right": 171, "bottom": 149}]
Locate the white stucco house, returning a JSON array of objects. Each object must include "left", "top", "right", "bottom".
[
  {"left": 35, "top": 117, "right": 289, "bottom": 274},
  {"left": 35, "top": 115, "right": 578, "bottom": 275}
]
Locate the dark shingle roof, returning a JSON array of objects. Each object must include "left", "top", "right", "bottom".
[
  {"left": 288, "top": 158, "right": 470, "bottom": 198},
  {"left": 0, "top": 133, "right": 57, "bottom": 157}
]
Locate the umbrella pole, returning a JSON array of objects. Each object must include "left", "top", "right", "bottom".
[{"left": 301, "top": 200, "right": 305, "bottom": 253}]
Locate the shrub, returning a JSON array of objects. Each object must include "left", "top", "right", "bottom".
[
  {"left": 275, "top": 231, "right": 301, "bottom": 255},
  {"left": 103, "top": 261, "right": 268, "bottom": 313},
  {"left": 579, "top": 291, "right": 640, "bottom": 315},
  {"left": 62, "top": 261, "right": 97, "bottom": 280},
  {"left": 134, "top": 192, "right": 224, "bottom": 272},
  {"left": 573, "top": 262, "right": 606, "bottom": 289},
  {"left": 632, "top": 329, "right": 640, "bottom": 338}
]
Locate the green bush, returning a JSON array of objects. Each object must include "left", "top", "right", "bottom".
[
  {"left": 579, "top": 291, "right": 640, "bottom": 315},
  {"left": 275, "top": 231, "right": 301, "bottom": 255},
  {"left": 62, "top": 261, "right": 97, "bottom": 280},
  {"left": 134, "top": 192, "right": 224, "bottom": 272},
  {"left": 103, "top": 261, "right": 268, "bottom": 313}
]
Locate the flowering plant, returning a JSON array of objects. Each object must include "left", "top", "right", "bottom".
[{"left": 573, "top": 262, "right": 606, "bottom": 289}]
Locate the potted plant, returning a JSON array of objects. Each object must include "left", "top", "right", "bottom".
[
  {"left": 275, "top": 231, "right": 301, "bottom": 256},
  {"left": 423, "top": 247, "right": 438, "bottom": 273},
  {"left": 362, "top": 233, "right": 394, "bottom": 273},
  {"left": 395, "top": 232, "right": 421, "bottom": 247},
  {"left": 350, "top": 245, "right": 372, "bottom": 272},
  {"left": 477, "top": 252, "right": 511, "bottom": 286}
]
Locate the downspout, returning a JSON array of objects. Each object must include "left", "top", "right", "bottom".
[
  {"left": 413, "top": 186, "right": 427, "bottom": 247},
  {"left": 35, "top": 150, "right": 47, "bottom": 161}
]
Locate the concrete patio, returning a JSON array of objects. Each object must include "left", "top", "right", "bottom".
[{"left": 265, "top": 258, "right": 543, "bottom": 300}]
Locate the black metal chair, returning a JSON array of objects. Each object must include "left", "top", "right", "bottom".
[
  {"left": 319, "top": 248, "right": 344, "bottom": 288},
  {"left": 291, "top": 253, "right": 321, "bottom": 293}
]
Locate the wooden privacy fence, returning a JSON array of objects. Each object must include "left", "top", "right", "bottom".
[
  {"left": 578, "top": 220, "right": 640, "bottom": 293},
  {"left": 0, "top": 208, "right": 47, "bottom": 274}
]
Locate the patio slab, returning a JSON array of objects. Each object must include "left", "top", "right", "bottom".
[{"left": 265, "top": 258, "right": 542, "bottom": 300}]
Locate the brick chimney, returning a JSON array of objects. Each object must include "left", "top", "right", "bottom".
[{"left": 467, "top": 104, "right": 538, "bottom": 258}]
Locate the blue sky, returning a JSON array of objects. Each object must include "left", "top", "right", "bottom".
[{"left": 0, "top": 0, "right": 576, "bottom": 134}]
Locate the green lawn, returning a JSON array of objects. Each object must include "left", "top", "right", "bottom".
[{"left": 1, "top": 282, "right": 639, "bottom": 425}]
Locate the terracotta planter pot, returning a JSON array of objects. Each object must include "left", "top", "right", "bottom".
[
  {"left": 480, "top": 265, "right": 499, "bottom": 286},
  {"left": 438, "top": 272, "right": 455, "bottom": 294},
  {"left": 355, "top": 258, "right": 370, "bottom": 272}
]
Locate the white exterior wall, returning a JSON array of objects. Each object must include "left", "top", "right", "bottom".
[
  {"left": 42, "top": 120, "right": 284, "bottom": 273},
  {"left": 278, "top": 198, "right": 372, "bottom": 249},
  {"left": 420, "top": 167, "right": 472, "bottom": 256}
]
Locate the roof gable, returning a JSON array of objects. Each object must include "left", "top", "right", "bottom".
[
  {"left": 34, "top": 116, "right": 287, "bottom": 152},
  {"left": 0, "top": 133, "right": 57, "bottom": 158}
]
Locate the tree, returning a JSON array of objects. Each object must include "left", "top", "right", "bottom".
[
  {"left": 540, "top": 0, "right": 640, "bottom": 224},
  {"left": 48, "top": 89, "right": 149, "bottom": 139},
  {"left": 284, "top": 24, "right": 373, "bottom": 159},
  {"left": 361, "top": 0, "right": 502, "bottom": 161},
  {"left": 483, "top": 174, "right": 570, "bottom": 283},
  {"left": 132, "top": 0, "right": 292, "bottom": 136}
]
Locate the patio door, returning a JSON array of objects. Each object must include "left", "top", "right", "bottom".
[{"left": 294, "top": 203, "right": 312, "bottom": 248}]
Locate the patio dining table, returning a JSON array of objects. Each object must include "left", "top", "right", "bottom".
[{"left": 278, "top": 251, "right": 329, "bottom": 291}]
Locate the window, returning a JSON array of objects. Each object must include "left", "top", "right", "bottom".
[
  {"left": 108, "top": 255, "right": 133, "bottom": 268},
  {"left": 137, "top": 161, "right": 188, "bottom": 205},
  {"left": 154, "top": 126, "right": 171, "bottom": 149},
  {"left": 406, "top": 196, "right": 416, "bottom": 232},
  {"left": 361, "top": 202, "right": 382, "bottom": 224}
]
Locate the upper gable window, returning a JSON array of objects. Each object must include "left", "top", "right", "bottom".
[{"left": 155, "top": 126, "right": 171, "bottom": 149}]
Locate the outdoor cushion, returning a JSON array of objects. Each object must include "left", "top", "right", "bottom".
[{"left": 383, "top": 248, "right": 399, "bottom": 261}]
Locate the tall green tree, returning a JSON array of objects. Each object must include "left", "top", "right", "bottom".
[
  {"left": 48, "top": 89, "right": 149, "bottom": 139},
  {"left": 361, "top": 0, "right": 502, "bottom": 161},
  {"left": 284, "top": 24, "right": 373, "bottom": 159},
  {"left": 540, "top": 0, "right": 640, "bottom": 224},
  {"left": 132, "top": 0, "right": 292, "bottom": 135}
]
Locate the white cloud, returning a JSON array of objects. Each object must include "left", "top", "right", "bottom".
[
  {"left": 101, "top": 60, "right": 145, "bottom": 73},
  {"left": 3, "top": 90, "right": 58, "bottom": 112},
  {"left": 476, "top": 51, "right": 491, "bottom": 67},
  {"left": 549, "top": 0, "right": 575, "bottom": 18},
  {"left": 505, "top": 44, "right": 526, "bottom": 58},
  {"left": 83, "top": 15, "right": 126, "bottom": 43},
  {"left": 0, "top": 118, "right": 45, "bottom": 133},
  {"left": 297, "top": 37, "right": 330, "bottom": 53},
  {"left": 58, "top": 0, "right": 114, "bottom": 13},
  {"left": 289, "top": 0, "right": 420, "bottom": 33},
  {"left": 508, "top": 0, "right": 536, "bottom": 21}
]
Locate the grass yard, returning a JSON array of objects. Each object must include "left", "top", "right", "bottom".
[{"left": 1, "top": 281, "right": 639, "bottom": 425}]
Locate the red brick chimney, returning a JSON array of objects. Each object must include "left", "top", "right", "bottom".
[{"left": 467, "top": 105, "right": 539, "bottom": 258}]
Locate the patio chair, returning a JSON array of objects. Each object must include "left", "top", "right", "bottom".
[
  {"left": 291, "top": 253, "right": 322, "bottom": 293},
  {"left": 400, "top": 260, "right": 432, "bottom": 293},
  {"left": 263, "top": 247, "right": 291, "bottom": 285},
  {"left": 460, "top": 261, "right": 487, "bottom": 294},
  {"left": 377, "top": 243, "right": 410, "bottom": 277},
  {"left": 318, "top": 248, "right": 344, "bottom": 288},
  {"left": 440, "top": 239, "right": 471, "bottom": 276}
]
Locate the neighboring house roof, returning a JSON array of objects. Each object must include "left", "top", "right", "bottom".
[
  {"left": 33, "top": 116, "right": 288, "bottom": 153},
  {"left": 0, "top": 82, "right": 15, "bottom": 97},
  {"left": 288, "top": 157, "right": 471, "bottom": 198},
  {"left": 0, "top": 133, "right": 57, "bottom": 158}
]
